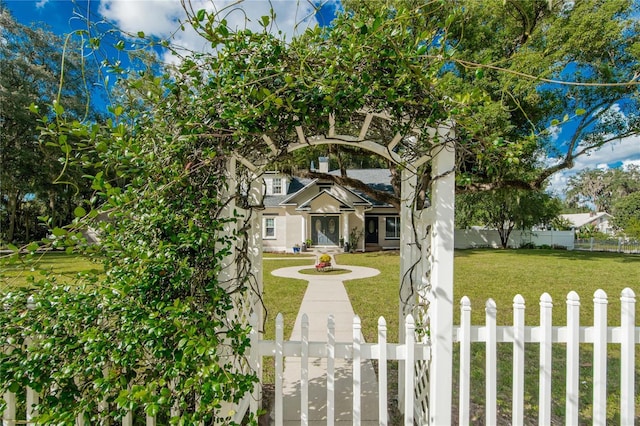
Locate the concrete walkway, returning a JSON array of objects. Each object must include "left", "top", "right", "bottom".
[{"left": 270, "top": 254, "right": 381, "bottom": 425}]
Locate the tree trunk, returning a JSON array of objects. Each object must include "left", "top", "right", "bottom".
[
  {"left": 497, "top": 225, "right": 514, "bottom": 249},
  {"left": 6, "top": 191, "right": 19, "bottom": 243}
]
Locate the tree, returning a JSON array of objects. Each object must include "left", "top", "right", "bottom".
[
  {"left": 0, "top": 7, "right": 99, "bottom": 244},
  {"left": 456, "top": 189, "right": 562, "bottom": 248},
  {"left": 1, "top": 0, "right": 638, "bottom": 421},
  {"left": 288, "top": 0, "right": 640, "bottom": 207},
  {"left": 437, "top": 0, "right": 640, "bottom": 191},
  {"left": 612, "top": 191, "right": 640, "bottom": 238},
  {"left": 566, "top": 165, "right": 640, "bottom": 212}
]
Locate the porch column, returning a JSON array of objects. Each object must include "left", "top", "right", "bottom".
[
  {"left": 427, "top": 140, "right": 455, "bottom": 426},
  {"left": 342, "top": 212, "right": 349, "bottom": 248},
  {"left": 301, "top": 214, "right": 307, "bottom": 245}
]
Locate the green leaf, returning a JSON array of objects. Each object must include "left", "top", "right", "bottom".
[
  {"left": 146, "top": 403, "right": 160, "bottom": 417},
  {"left": 53, "top": 101, "right": 64, "bottom": 116},
  {"left": 137, "top": 31, "right": 145, "bottom": 38},
  {"left": 563, "top": 114, "right": 569, "bottom": 122},
  {"left": 260, "top": 15, "right": 270, "bottom": 27},
  {"left": 115, "top": 40, "right": 125, "bottom": 50},
  {"left": 550, "top": 119, "right": 560, "bottom": 126},
  {"left": 28, "top": 103, "right": 39, "bottom": 114},
  {"left": 114, "top": 106, "right": 123, "bottom": 117},
  {"left": 52, "top": 227, "right": 67, "bottom": 237},
  {"left": 197, "top": 9, "right": 206, "bottom": 22},
  {"left": 74, "top": 206, "right": 87, "bottom": 217},
  {"left": 575, "top": 108, "right": 586, "bottom": 116},
  {"left": 475, "top": 68, "right": 484, "bottom": 79},
  {"left": 7, "top": 243, "right": 19, "bottom": 252}
]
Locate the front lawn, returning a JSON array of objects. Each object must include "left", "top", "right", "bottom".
[
  {"left": 330, "top": 249, "right": 640, "bottom": 425},
  {"left": 0, "top": 251, "right": 102, "bottom": 290}
]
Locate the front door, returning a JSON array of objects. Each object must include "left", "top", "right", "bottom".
[
  {"left": 365, "top": 216, "right": 379, "bottom": 244},
  {"left": 312, "top": 216, "right": 339, "bottom": 245}
]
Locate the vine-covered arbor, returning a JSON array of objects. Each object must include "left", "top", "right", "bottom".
[{"left": 222, "top": 110, "right": 456, "bottom": 424}]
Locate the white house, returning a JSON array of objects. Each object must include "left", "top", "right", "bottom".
[
  {"left": 261, "top": 158, "right": 400, "bottom": 252},
  {"left": 560, "top": 212, "right": 615, "bottom": 235}
]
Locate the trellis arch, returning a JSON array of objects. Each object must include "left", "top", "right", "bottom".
[{"left": 227, "top": 110, "right": 455, "bottom": 425}]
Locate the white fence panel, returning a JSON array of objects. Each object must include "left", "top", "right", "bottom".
[
  {"left": 455, "top": 229, "right": 575, "bottom": 249},
  {"left": 3, "top": 289, "right": 637, "bottom": 425},
  {"left": 455, "top": 288, "right": 638, "bottom": 425},
  {"left": 256, "top": 314, "right": 429, "bottom": 426}
]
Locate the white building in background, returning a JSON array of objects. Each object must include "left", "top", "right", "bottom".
[{"left": 560, "top": 212, "right": 615, "bottom": 235}]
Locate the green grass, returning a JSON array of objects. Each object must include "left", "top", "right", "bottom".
[
  {"left": 3, "top": 250, "right": 637, "bottom": 422},
  {"left": 329, "top": 249, "right": 640, "bottom": 425},
  {"left": 261, "top": 257, "right": 312, "bottom": 340},
  {"left": 0, "top": 252, "right": 102, "bottom": 290}
]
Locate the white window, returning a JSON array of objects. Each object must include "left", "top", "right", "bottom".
[
  {"left": 266, "top": 177, "right": 284, "bottom": 195},
  {"left": 264, "top": 217, "right": 276, "bottom": 238},
  {"left": 272, "top": 178, "right": 282, "bottom": 194},
  {"left": 385, "top": 216, "right": 400, "bottom": 239}
]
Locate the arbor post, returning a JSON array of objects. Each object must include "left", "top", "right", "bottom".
[
  {"left": 427, "top": 140, "right": 455, "bottom": 425},
  {"left": 398, "top": 168, "right": 419, "bottom": 410}
]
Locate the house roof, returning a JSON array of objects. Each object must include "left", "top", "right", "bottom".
[
  {"left": 263, "top": 177, "right": 313, "bottom": 207},
  {"left": 329, "top": 169, "right": 394, "bottom": 206},
  {"left": 560, "top": 212, "right": 613, "bottom": 228},
  {"left": 263, "top": 168, "right": 395, "bottom": 208},
  {"left": 296, "top": 190, "right": 356, "bottom": 211}
]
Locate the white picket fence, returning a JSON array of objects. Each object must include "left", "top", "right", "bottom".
[
  {"left": 456, "top": 288, "right": 638, "bottom": 426},
  {"left": 3, "top": 288, "right": 638, "bottom": 425},
  {"left": 248, "top": 313, "right": 430, "bottom": 425}
]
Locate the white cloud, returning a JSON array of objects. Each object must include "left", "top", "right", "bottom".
[
  {"left": 35, "top": 0, "right": 49, "bottom": 8},
  {"left": 546, "top": 134, "right": 640, "bottom": 196},
  {"left": 98, "top": 0, "right": 320, "bottom": 62}
]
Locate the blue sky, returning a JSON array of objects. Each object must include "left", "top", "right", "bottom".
[{"left": 4, "top": 0, "right": 639, "bottom": 195}]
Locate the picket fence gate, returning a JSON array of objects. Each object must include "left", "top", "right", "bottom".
[{"left": 2, "top": 288, "right": 638, "bottom": 425}]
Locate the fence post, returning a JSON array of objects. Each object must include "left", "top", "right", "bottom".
[
  {"left": 485, "top": 299, "right": 497, "bottom": 426},
  {"left": 378, "top": 317, "right": 388, "bottom": 426},
  {"left": 620, "top": 288, "right": 635, "bottom": 426},
  {"left": 327, "top": 315, "right": 335, "bottom": 426},
  {"left": 593, "top": 289, "right": 608, "bottom": 426},
  {"left": 566, "top": 291, "right": 580, "bottom": 425},
  {"left": 2, "top": 391, "right": 16, "bottom": 426},
  {"left": 25, "top": 296, "right": 39, "bottom": 426},
  {"left": 275, "top": 313, "right": 284, "bottom": 426},
  {"left": 539, "top": 293, "right": 553, "bottom": 426},
  {"left": 404, "top": 315, "right": 415, "bottom": 426},
  {"left": 353, "top": 316, "right": 362, "bottom": 426},
  {"left": 459, "top": 297, "right": 471, "bottom": 426},
  {"left": 512, "top": 295, "right": 525, "bottom": 426},
  {"left": 249, "top": 313, "right": 260, "bottom": 416}
]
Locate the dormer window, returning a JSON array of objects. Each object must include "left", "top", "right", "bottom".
[
  {"left": 272, "top": 177, "right": 282, "bottom": 194},
  {"left": 266, "top": 176, "right": 286, "bottom": 195}
]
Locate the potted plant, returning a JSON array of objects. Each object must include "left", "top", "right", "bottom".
[{"left": 315, "top": 253, "right": 332, "bottom": 271}]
